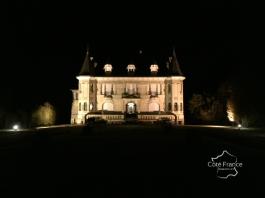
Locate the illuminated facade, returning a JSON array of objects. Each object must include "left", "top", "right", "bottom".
[{"left": 71, "top": 48, "right": 185, "bottom": 124}]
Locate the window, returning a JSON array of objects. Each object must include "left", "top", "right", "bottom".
[
  {"left": 168, "top": 102, "right": 172, "bottom": 111},
  {"left": 150, "top": 84, "right": 158, "bottom": 96},
  {"left": 84, "top": 102, "right": 87, "bottom": 111},
  {"left": 89, "top": 103, "right": 93, "bottom": 111},
  {"left": 126, "top": 83, "right": 136, "bottom": 95},
  {"left": 127, "top": 102, "right": 136, "bottom": 114},
  {"left": 105, "top": 84, "right": 112, "bottom": 96},
  {"left": 149, "top": 102, "right": 159, "bottom": 112},
  {"left": 79, "top": 102, "right": 81, "bottom": 111},
  {"left": 180, "top": 103, "right": 183, "bottom": 111},
  {"left": 168, "top": 84, "right": 171, "bottom": 94},
  {"left": 75, "top": 93, "right": 78, "bottom": 100},
  {"left": 104, "top": 64, "right": 113, "bottom": 72},
  {"left": 150, "top": 64, "right": 159, "bottom": 72},
  {"left": 180, "top": 83, "right": 183, "bottom": 94},
  {"left": 127, "top": 64, "right": 136, "bottom": 72},
  {"left": 90, "top": 84, "right": 94, "bottom": 93},
  {"left": 174, "top": 103, "right": 178, "bottom": 111},
  {"left": 103, "top": 102, "right": 114, "bottom": 111}
]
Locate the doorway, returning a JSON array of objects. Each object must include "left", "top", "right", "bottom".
[
  {"left": 126, "top": 102, "right": 136, "bottom": 114},
  {"left": 125, "top": 102, "right": 137, "bottom": 121}
]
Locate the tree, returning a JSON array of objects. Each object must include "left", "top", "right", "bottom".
[
  {"left": 32, "top": 102, "right": 56, "bottom": 126},
  {"left": 189, "top": 93, "right": 226, "bottom": 123},
  {"left": 225, "top": 79, "right": 265, "bottom": 127},
  {"left": 188, "top": 94, "right": 204, "bottom": 116}
]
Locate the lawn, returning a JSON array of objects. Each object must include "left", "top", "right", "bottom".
[{"left": 1, "top": 125, "right": 265, "bottom": 197}]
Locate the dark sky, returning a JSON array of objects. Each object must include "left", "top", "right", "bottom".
[{"left": 3, "top": 1, "right": 245, "bottom": 123}]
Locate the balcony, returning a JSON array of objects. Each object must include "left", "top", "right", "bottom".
[
  {"left": 122, "top": 92, "right": 140, "bottom": 98},
  {"left": 104, "top": 90, "right": 114, "bottom": 98},
  {"left": 148, "top": 91, "right": 159, "bottom": 98}
]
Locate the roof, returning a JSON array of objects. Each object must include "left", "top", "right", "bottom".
[
  {"left": 78, "top": 47, "right": 184, "bottom": 77},
  {"left": 79, "top": 48, "right": 94, "bottom": 75}
]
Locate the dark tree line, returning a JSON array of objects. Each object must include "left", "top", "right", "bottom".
[
  {"left": 188, "top": 78, "right": 265, "bottom": 127},
  {"left": 0, "top": 102, "right": 56, "bottom": 129},
  {"left": 188, "top": 90, "right": 228, "bottom": 125}
]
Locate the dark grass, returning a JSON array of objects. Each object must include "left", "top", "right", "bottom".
[{"left": 1, "top": 125, "right": 265, "bottom": 197}]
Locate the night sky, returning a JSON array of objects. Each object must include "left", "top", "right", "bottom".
[{"left": 3, "top": 1, "right": 252, "bottom": 124}]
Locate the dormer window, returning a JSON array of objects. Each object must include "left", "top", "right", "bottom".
[
  {"left": 150, "top": 64, "right": 159, "bottom": 72},
  {"left": 104, "top": 64, "right": 113, "bottom": 73},
  {"left": 127, "top": 64, "right": 136, "bottom": 73}
]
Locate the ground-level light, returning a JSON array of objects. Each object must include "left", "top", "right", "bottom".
[
  {"left": 238, "top": 124, "right": 242, "bottom": 128},
  {"left": 13, "top": 124, "right": 19, "bottom": 130}
]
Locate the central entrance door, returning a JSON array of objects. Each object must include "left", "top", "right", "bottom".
[
  {"left": 125, "top": 102, "right": 137, "bottom": 121},
  {"left": 126, "top": 102, "right": 136, "bottom": 114}
]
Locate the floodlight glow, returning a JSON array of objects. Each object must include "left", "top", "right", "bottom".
[
  {"left": 13, "top": 124, "right": 19, "bottom": 130},
  {"left": 226, "top": 100, "right": 235, "bottom": 122}
]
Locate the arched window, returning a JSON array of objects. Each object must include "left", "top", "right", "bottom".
[
  {"left": 79, "top": 102, "right": 81, "bottom": 111},
  {"left": 174, "top": 102, "right": 178, "bottom": 111},
  {"left": 84, "top": 102, "right": 87, "bottom": 111},
  {"left": 103, "top": 102, "right": 114, "bottom": 111},
  {"left": 168, "top": 102, "right": 172, "bottom": 111},
  {"left": 127, "top": 102, "right": 136, "bottom": 114},
  {"left": 149, "top": 102, "right": 159, "bottom": 112},
  {"left": 180, "top": 102, "right": 183, "bottom": 111}
]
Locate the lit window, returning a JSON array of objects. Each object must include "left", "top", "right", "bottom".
[
  {"left": 89, "top": 103, "right": 93, "bottom": 111},
  {"left": 127, "top": 64, "right": 136, "bottom": 72},
  {"left": 104, "top": 64, "right": 113, "bottom": 72},
  {"left": 150, "top": 64, "right": 159, "bottom": 72}
]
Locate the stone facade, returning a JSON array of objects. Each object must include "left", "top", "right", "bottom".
[{"left": 71, "top": 48, "right": 185, "bottom": 124}]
